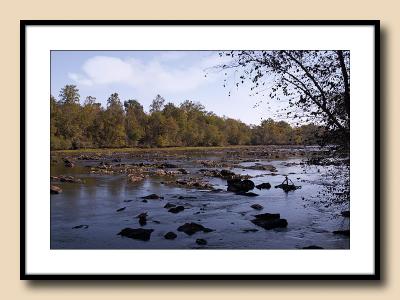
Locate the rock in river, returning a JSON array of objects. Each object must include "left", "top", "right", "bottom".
[
  {"left": 333, "top": 229, "right": 350, "bottom": 237},
  {"left": 177, "top": 222, "right": 214, "bottom": 236},
  {"left": 117, "top": 228, "right": 154, "bottom": 241},
  {"left": 251, "top": 204, "right": 264, "bottom": 210},
  {"left": 164, "top": 232, "right": 177, "bottom": 240},
  {"left": 168, "top": 205, "right": 185, "bottom": 214},
  {"left": 50, "top": 185, "right": 62, "bottom": 194},
  {"left": 164, "top": 202, "right": 176, "bottom": 209},
  {"left": 72, "top": 224, "right": 89, "bottom": 229},
  {"left": 141, "top": 193, "right": 164, "bottom": 200},
  {"left": 116, "top": 207, "right": 126, "bottom": 212},
  {"left": 196, "top": 238, "right": 207, "bottom": 246},
  {"left": 251, "top": 213, "right": 288, "bottom": 230},
  {"left": 302, "top": 245, "right": 324, "bottom": 249},
  {"left": 256, "top": 182, "right": 271, "bottom": 190},
  {"left": 227, "top": 179, "right": 255, "bottom": 193},
  {"left": 63, "top": 158, "right": 75, "bottom": 168},
  {"left": 341, "top": 211, "right": 350, "bottom": 218}
]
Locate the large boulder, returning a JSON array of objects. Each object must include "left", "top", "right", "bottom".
[
  {"left": 227, "top": 179, "right": 255, "bottom": 193},
  {"left": 117, "top": 228, "right": 154, "bottom": 241},
  {"left": 251, "top": 213, "right": 288, "bottom": 230}
]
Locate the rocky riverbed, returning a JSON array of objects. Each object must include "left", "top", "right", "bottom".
[{"left": 50, "top": 145, "right": 350, "bottom": 249}]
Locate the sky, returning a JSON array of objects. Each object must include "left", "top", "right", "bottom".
[{"left": 51, "top": 51, "right": 283, "bottom": 125}]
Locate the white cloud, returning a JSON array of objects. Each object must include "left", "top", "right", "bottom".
[{"left": 68, "top": 53, "right": 230, "bottom": 94}]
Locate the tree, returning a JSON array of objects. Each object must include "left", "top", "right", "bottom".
[
  {"left": 59, "top": 84, "right": 80, "bottom": 104},
  {"left": 101, "top": 93, "right": 126, "bottom": 147},
  {"left": 124, "top": 99, "right": 145, "bottom": 145},
  {"left": 216, "top": 50, "right": 350, "bottom": 148},
  {"left": 149, "top": 94, "right": 165, "bottom": 113}
]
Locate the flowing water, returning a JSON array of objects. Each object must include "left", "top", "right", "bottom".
[{"left": 50, "top": 147, "right": 350, "bottom": 249}]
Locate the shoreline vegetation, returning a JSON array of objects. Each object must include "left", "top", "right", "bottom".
[{"left": 51, "top": 86, "right": 325, "bottom": 151}]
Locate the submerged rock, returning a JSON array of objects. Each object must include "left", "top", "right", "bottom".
[
  {"left": 256, "top": 182, "right": 271, "bottom": 190},
  {"left": 72, "top": 224, "right": 89, "bottom": 229},
  {"left": 164, "top": 202, "right": 176, "bottom": 209},
  {"left": 50, "top": 185, "right": 62, "bottom": 194},
  {"left": 117, "top": 228, "right": 154, "bottom": 241},
  {"left": 251, "top": 213, "right": 288, "bottom": 230},
  {"left": 164, "top": 231, "right": 177, "bottom": 240},
  {"left": 141, "top": 194, "right": 164, "bottom": 200},
  {"left": 136, "top": 212, "right": 148, "bottom": 226},
  {"left": 250, "top": 204, "right": 264, "bottom": 210},
  {"left": 236, "top": 191, "right": 259, "bottom": 197},
  {"left": 168, "top": 206, "right": 185, "bottom": 214},
  {"left": 341, "top": 211, "right": 350, "bottom": 218},
  {"left": 302, "top": 245, "right": 324, "bottom": 249},
  {"left": 177, "top": 222, "right": 214, "bottom": 236},
  {"left": 333, "top": 229, "right": 350, "bottom": 237},
  {"left": 116, "top": 207, "right": 126, "bottom": 212},
  {"left": 196, "top": 238, "right": 207, "bottom": 246}
]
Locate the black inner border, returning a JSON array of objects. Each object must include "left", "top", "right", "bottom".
[{"left": 20, "top": 19, "right": 380, "bottom": 280}]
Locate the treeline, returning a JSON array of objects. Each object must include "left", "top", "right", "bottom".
[{"left": 50, "top": 85, "right": 324, "bottom": 150}]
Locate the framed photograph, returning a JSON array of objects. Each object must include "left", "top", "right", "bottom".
[{"left": 21, "top": 20, "right": 380, "bottom": 279}]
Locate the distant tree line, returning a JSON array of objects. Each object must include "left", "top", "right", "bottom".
[{"left": 50, "top": 85, "right": 325, "bottom": 150}]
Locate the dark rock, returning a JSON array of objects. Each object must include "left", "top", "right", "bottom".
[
  {"left": 254, "top": 213, "right": 281, "bottom": 220},
  {"left": 236, "top": 191, "right": 259, "bottom": 197},
  {"left": 227, "top": 179, "right": 255, "bottom": 192},
  {"left": 160, "top": 162, "right": 178, "bottom": 168},
  {"left": 196, "top": 238, "right": 207, "bottom": 245},
  {"left": 123, "top": 199, "right": 133, "bottom": 203},
  {"left": 136, "top": 213, "right": 148, "bottom": 226},
  {"left": 251, "top": 213, "right": 288, "bottom": 230},
  {"left": 256, "top": 182, "right": 271, "bottom": 190},
  {"left": 177, "top": 222, "right": 214, "bottom": 236},
  {"left": 72, "top": 224, "right": 88, "bottom": 229},
  {"left": 242, "top": 228, "right": 259, "bottom": 233},
  {"left": 117, "top": 228, "right": 154, "bottom": 241},
  {"left": 64, "top": 159, "right": 75, "bottom": 168},
  {"left": 251, "top": 218, "right": 288, "bottom": 230},
  {"left": 177, "top": 196, "right": 197, "bottom": 199},
  {"left": 333, "top": 229, "right": 350, "bottom": 237},
  {"left": 116, "top": 207, "right": 126, "bottom": 212},
  {"left": 220, "top": 169, "right": 236, "bottom": 178},
  {"left": 251, "top": 204, "right": 263, "bottom": 210},
  {"left": 50, "top": 185, "right": 62, "bottom": 194},
  {"left": 139, "top": 217, "right": 146, "bottom": 226},
  {"left": 168, "top": 206, "right": 185, "bottom": 214},
  {"left": 275, "top": 183, "right": 300, "bottom": 192},
  {"left": 164, "top": 202, "right": 176, "bottom": 209},
  {"left": 141, "top": 193, "right": 163, "bottom": 200},
  {"left": 164, "top": 232, "right": 177, "bottom": 240},
  {"left": 302, "top": 245, "right": 324, "bottom": 249},
  {"left": 341, "top": 211, "right": 350, "bottom": 218},
  {"left": 142, "top": 199, "right": 148, "bottom": 203}
]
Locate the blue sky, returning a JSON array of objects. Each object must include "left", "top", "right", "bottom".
[{"left": 51, "top": 51, "right": 281, "bottom": 125}]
